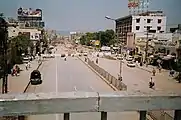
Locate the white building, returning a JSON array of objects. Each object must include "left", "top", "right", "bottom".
[
  {"left": 132, "top": 11, "right": 166, "bottom": 34},
  {"left": 116, "top": 11, "right": 167, "bottom": 45}
]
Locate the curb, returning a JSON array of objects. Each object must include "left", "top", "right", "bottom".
[
  {"left": 23, "top": 61, "right": 43, "bottom": 93},
  {"left": 78, "top": 57, "right": 119, "bottom": 91}
]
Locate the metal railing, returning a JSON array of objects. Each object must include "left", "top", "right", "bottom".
[
  {"left": 87, "top": 58, "right": 127, "bottom": 90},
  {"left": 0, "top": 91, "right": 181, "bottom": 120}
]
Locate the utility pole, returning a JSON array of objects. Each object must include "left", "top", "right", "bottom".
[
  {"left": 0, "top": 16, "right": 18, "bottom": 94},
  {"left": 145, "top": 28, "right": 149, "bottom": 64},
  {"left": 0, "top": 17, "right": 8, "bottom": 94}
]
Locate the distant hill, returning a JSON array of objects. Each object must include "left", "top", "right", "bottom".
[{"left": 56, "top": 31, "right": 70, "bottom": 36}]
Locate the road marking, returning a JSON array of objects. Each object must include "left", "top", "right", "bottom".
[
  {"left": 74, "top": 86, "right": 77, "bottom": 91},
  {"left": 55, "top": 57, "right": 59, "bottom": 120}
]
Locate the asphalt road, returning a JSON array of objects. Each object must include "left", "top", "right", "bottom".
[
  {"left": 26, "top": 52, "right": 139, "bottom": 120},
  {"left": 88, "top": 56, "right": 181, "bottom": 117}
]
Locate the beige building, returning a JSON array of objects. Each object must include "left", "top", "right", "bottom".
[
  {"left": 8, "top": 26, "right": 41, "bottom": 41},
  {"left": 134, "top": 32, "right": 177, "bottom": 59}
]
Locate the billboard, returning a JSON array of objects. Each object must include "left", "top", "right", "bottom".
[
  {"left": 128, "top": 0, "right": 140, "bottom": 8},
  {"left": 17, "top": 7, "right": 42, "bottom": 21}
]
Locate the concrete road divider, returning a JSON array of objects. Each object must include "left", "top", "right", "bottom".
[{"left": 87, "top": 58, "right": 127, "bottom": 91}]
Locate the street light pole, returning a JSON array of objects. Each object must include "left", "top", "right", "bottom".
[{"left": 105, "top": 16, "right": 122, "bottom": 79}]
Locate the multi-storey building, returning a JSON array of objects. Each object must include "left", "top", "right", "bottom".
[{"left": 115, "top": 11, "right": 166, "bottom": 45}]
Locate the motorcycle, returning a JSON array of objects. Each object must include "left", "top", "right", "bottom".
[
  {"left": 64, "top": 57, "right": 67, "bottom": 61},
  {"left": 149, "top": 81, "right": 155, "bottom": 88},
  {"left": 96, "top": 58, "right": 98, "bottom": 64}
]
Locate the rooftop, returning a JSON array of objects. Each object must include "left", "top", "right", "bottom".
[{"left": 116, "top": 11, "right": 165, "bottom": 22}]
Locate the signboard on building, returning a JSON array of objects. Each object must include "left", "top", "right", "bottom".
[
  {"left": 94, "top": 40, "right": 100, "bottom": 46},
  {"left": 17, "top": 7, "right": 42, "bottom": 21},
  {"left": 30, "top": 32, "right": 40, "bottom": 41},
  {"left": 18, "top": 32, "right": 30, "bottom": 39},
  {"left": 24, "top": 21, "right": 45, "bottom": 28},
  {"left": 128, "top": 0, "right": 140, "bottom": 8}
]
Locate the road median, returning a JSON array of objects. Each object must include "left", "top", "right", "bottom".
[{"left": 78, "top": 57, "right": 127, "bottom": 91}]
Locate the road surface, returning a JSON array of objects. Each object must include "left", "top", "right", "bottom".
[
  {"left": 26, "top": 48, "right": 139, "bottom": 120},
  {"left": 88, "top": 56, "right": 181, "bottom": 117}
]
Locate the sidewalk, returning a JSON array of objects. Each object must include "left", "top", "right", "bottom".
[{"left": 5, "top": 60, "right": 42, "bottom": 93}]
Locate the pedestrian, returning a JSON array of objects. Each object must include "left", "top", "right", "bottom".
[
  {"left": 149, "top": 77, "right": 155, "bottom": 89},
  {"left": 28, "top": 61, "right": 31, "bottom": 68},
  {"left": 158, "top": 67, "right": 161, "bottom": 73},
  {"left": 25, "top": 63, "right": 28, "bottom": 70},
  {"left": 152, "top": 68, "right": 156, "bottom": 76}
]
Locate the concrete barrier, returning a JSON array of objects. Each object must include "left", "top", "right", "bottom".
[{"left": 87, "top": 58, "right": 127, "bottom": 91}]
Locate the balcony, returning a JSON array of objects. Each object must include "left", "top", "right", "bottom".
[{"left": 0, "top": 91, "right": 181, "bottom": 120}]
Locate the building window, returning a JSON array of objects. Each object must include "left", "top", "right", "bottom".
[
  {"left": 158, "top": 19, "right": 162, "bottom": 23},
  {"left": 147, "top": 19, "right": 151, "bottom": 23},
  {"left": 136, "top": 26, "right": 140, "bottom": 30},
  {"left": 157, "top": 26, "right": 161, "bottom": 30},
  {"left": 136, "top": 18, "right": 140, "bottom": 23},
  {"left": 147, "top": 26, "right": 151, "bottom": 30}
]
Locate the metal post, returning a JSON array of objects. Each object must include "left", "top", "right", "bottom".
[
  {"left": 120, "top": 60, "right": 122, "bottom": 78},
  {"left": 145, "top": 29, "right": 149, "bottom": 64},
  {"left": 101, "top": 112, "right": 107, "bottom": 120},
  {"left": 64, "top": 113, "right": 70, "bottom": 120},
  {"left": 139, "top": 111, "right": 147, "bottom": 120},
  {"left": 174, "top": 110, "right": 181, "bottom": 120}
]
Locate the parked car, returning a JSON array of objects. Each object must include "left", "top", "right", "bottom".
[
  {"left": 61, "top": 54, "right": 66, "bottom": 57},
  {"left": 126, "top": 56, "right": 134, "bottom": 61},
  {"left": 83, "top": 52, "right": 88, "bottom": 56},
  {"left": 117, "top": 54, "right": 124, "bottom": 60},
  {"left": 127, "top": 61, "right": 136, "bottom": 67}
]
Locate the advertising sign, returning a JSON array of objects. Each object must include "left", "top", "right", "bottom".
[
  {"left": 17, "top": 7, "right": 42, "bottom": 21},
  {"left": 128, "top": 0, "right": 140, "bottom": 8},
  {"left": 18, "top": 32, "right": 30, "bottom": 39},
  {"left": 24, "top": 21, "right": 45, "bottom": 28},
  {"left": 94, "top": 40, "right": 100, "bottom": 46},
  {"left": 30, "top": 32, "right": 40, "bottom": 41}
]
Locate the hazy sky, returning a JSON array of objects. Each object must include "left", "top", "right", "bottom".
[{"left": 0, "top": 0, "right": 181, "bottom": 32}]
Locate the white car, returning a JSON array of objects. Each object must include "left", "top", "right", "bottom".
[
  {"left": 126, "top": 56, "right": 133, "bottom": 61},
  {"left": 83, "top": 52, "right": 88, "bottom": 56},
  {"left": 127, "top": 61, "right": 136, "bottom": 67}
]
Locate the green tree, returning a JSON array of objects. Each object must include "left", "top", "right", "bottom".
[
  {"left": 11, "top": 35, "right": 31, "bottom": 64},
  {"left": 79, "top": 29, "right": 116, "bottom": 46}
]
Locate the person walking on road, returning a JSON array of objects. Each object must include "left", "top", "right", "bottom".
[
  {"left": 25, "top": 63, "right": 28, "bottom": 70},
  {"left": 152, "top": 68, "right": 156, "bottom": 76},
  {"left": 149, "top": 77, "right": 155, "bottom": 89}
]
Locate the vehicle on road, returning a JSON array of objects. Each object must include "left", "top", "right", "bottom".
[
  {"left": 126, "top": 56, "right": 133, "bottom": 61},
  {"left": 61, "top": 54, "right": 66, "bottom": 57},
  {"left": 127, "top": 61, "right": 136, "bottom": 67},
  {"left": 83, "top": 52, "right": 88, "bottom": 56},
  {"left": 42, "top": 54, "right": 55, "bottom": 58},
  {"left": 23, "top": 56, "right": 32, "bottom": 63},
  {"left": 117, "top": 54, "right": 124, "bottom": 60},
  {"left": 30, "top": 70, "right": 42, "bottom": 85}
]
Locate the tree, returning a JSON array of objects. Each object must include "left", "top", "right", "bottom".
[
  {"left": 79, "top": 29, "right": 116, "bottom": 46},
  {"left": 11, "top": 35, "right": 31, "bottom": 64}
]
